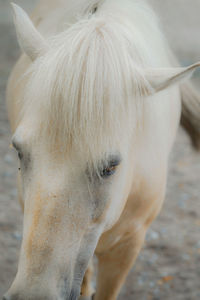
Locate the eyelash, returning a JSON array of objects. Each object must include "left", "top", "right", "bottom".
[
  {"left": 101, "top": 163, "right": 119, "bottom": 178},
  {"left": 12, "top": 143, "right": 23, "bottom": 163},
  {"left": 18, "top": 151, "right": 23, "bottom": 160}
]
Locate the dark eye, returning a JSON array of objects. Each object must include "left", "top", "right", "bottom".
[
  {"left": 101, "top": 165, "right": 117, "bottom": 178},
  {"left": 18, "top": 151, "right": 23, "bottom": 160},
  {"left": 12, "top": 140, "right": 23, "bottom": 161},
  {"left": 100, "top": 158, "right": 120, "bottom": 178}
]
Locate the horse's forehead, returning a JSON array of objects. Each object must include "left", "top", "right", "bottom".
[{"left": 15, "top": 117, "right": 121, "bottom": 172}]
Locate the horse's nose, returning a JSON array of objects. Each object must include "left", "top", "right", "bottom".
[
  {"left": 2, "top": 289, "right": 81, "bottom": 300},
  {"left": 69, "top": 288, "right": 80, "bottom": 300},
  {"left": 2, "top": 285, "right": 81, "bottom": 300},
  {"left": 2, "top": 294, "right": 11, "bottom": 300},
  {"left": 2, "top": 293, "right": 19, "bottom": 300}
]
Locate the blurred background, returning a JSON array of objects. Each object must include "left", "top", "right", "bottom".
[{"left": 0, "top": 0, "right": 200, "bottom": 299}]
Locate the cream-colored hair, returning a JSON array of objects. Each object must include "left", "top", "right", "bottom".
[{"left": 20, "top": 0, "right": 167, "bottom": 163}]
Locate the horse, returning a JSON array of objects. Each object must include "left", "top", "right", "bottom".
[{"left": 4, "top": 0, "right": 200, "bottom": 299}]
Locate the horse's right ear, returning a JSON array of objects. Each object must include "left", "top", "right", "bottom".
[
  {"left": 11, "top": 3, "right": 48, "bottom": 61},
  {"left": 145, "top": 62, "right": 200, "bottom": 94}
]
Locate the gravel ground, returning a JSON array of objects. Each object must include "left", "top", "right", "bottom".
[{"left": 0, "top": 1, "right": 200, "bottom": 299}]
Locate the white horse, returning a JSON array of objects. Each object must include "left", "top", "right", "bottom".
[{"left": 4, "top": 0, "right": 200, "bottom": 299}]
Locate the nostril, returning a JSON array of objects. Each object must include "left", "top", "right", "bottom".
[
  {"left": 3, "top": 294, "right": 20, "bottom": 300},
  {"left": 2, "top": 295, "right": 10, "bottom": 300},
  {"left": 2, "top": 292, "right": 17, "bottom": 300}
]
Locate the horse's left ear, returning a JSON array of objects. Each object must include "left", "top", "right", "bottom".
[
  {"left": 11, "top": 3, "right": 48, "bottom": 61},
  {"left": 145, "top": 62, "right": 200, "bottom": 94}
]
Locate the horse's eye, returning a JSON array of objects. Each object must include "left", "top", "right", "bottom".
[
  {"left": 18, "top": 151, "right": 23, "bottom": 160},
  {"left": 12, "top": 140, "right": 23, "bottom": 160},
  {"left": 101, "top": 165, "right": 117, "bottom": 178},
  {"left": 96, "top": 155, "right": 121, "bottom": 180},
  {"left": 100, "top": 158, "right": 121, "bottom": 178}
]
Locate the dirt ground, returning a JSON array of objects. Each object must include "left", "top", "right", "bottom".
[{"left": 0, "top": 0, "right": 200, "bottom": 299}]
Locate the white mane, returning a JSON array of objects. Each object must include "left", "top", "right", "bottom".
[{"left": 21, "top": 0, "right": 171, "bottom": 162}]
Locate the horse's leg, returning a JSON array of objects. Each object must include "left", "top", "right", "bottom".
[
  {"left": 94, "top": 228, "right": 146, "bottom": 300},
  {"left": 80, "top": 260, "right": 94, "bottom": 299}
]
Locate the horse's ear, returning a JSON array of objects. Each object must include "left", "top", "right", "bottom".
[
  {"left": 145, "top": 62, "right": 200, "bottom": 94},
  {"left": 11, "top": 3, "right": 48, "bottom": 61}
]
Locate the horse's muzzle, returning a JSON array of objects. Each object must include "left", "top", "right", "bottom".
[{"left": 2, "top": 289, "right": 80, "bottom": 300}]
